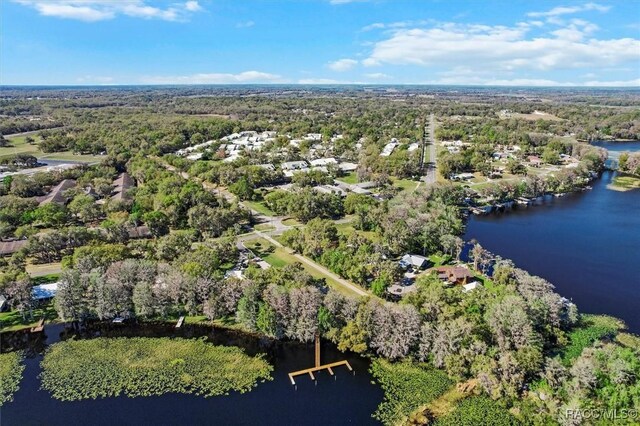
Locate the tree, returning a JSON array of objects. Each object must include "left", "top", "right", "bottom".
[
  {"left": 132, "top": 281, "right": 156, "bottom": 318},
  {"left": 287, "top": 286, "right": 322, "bottom": 342},
  {"left": 68, "top": 194, "right": 102, "bottom": 222},
  {"left": 228, "top": 176, "right": 256, "bottom": 201},
  {"left": 486, "top": 295, "right": 538, "bottom": 352},
  {"left": 55, "top": 269, "right": 90, "bottom": 322},
  {"left": 6, "top": 276, "right": 33, "bottom": 320},
  {"left": 369, "top": 302, "right": 421, "bottom": 360},
  {"left": 142, "top": 211, "right": 170, "bottom": 237},
  {"left": 32, "top": 203, "right": 68, "bottom": 227}
]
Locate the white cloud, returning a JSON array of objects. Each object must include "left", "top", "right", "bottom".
[
  {"left": 184, "top": 1, "right": 202, "bottom": 12},
  {"left": 13, "top": 0, "right": 204, "bottom": 22},
  {"left": 236, "top": 20, "right": 255, "bottom": 28},
  {"left": 363, "top": 23, "right": 640, "bottom": 73},
  {"left": 528, "top": 2, "right": 610, "bottom": 18},
  {"left": 141, "top": 71, "right": 282, "bottom": 84},
  {"left": 327, "top": 58, "right": 358, "bottom": 72},
  {"left": 363, "top": 73, "right": 391, "bottom": 79}
]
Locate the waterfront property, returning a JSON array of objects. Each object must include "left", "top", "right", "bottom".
[{"left": 434, "top": 266, "right": 474, "bottom": 285}]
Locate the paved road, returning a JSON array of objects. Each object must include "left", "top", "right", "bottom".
[{"left": 424, "top": 113, "right": 437, "bottom": 184}]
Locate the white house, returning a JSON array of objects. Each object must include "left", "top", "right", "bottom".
[
  {"left": 400, "top": 254, "right": 429, "bottom": 270},
  {"left": 462, "top": 281, "right": 482, "bottom": 293}
]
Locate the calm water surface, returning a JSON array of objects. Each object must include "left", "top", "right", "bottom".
[
  {"left": 0, "top": 323, "right": 382, "bottom": 426},
  {"left": 465, "top": 141, "right": 640, "bottom": 333}
]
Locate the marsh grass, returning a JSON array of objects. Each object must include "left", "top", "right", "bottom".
[{"left": 40, "top": 337, "right": 273, "bottom": 401}]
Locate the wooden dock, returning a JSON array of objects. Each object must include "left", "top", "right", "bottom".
[
  {"left": 288, "top": 360, "right": 352, "bottom": 385},
  {"left": 176, "top": 316, "right": 185, "bottom": 328},
  {"left": 30, "top": 318, "right": 45, "bottom": 333},
  {"left": 288, "top": 333, "right": 352, "bottom": 386}
]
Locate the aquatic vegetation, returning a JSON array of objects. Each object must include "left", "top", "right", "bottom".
[
  {"left": 561, "top": 314, "right": 623, "bottom": 364},
  {"left": 370, "top": 358, "right": 453, "bottom": 425},
  {"left": 0, "top": 351, "right": 25, "bottom": 406},
  {"left": 40, "top": 337, "right": 273, "bottom": 401},
  {"left": 434, "top": 396, "right": 519, "bottom": 426}
]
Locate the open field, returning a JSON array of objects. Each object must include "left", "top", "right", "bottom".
[
  {"left": 1, "top": 134, "right": 104, "bottom": 163},
  {"left": 391, "top": 177, "right": 420, "bottom": 193},
  {"left": 243, "top": 200, "right": 277, "bottom": 216},
  {"left": 26, "top": 262, "right": 63, "bottom": 277},
  {"left": 245, "top": 237, "right": 362, "bottom": 296},
  {"left": 498, "top": 110, "right": 563, "bottom": 121},
  {"left": 336, "top": 171, "right": 358, "bottom": 184}
]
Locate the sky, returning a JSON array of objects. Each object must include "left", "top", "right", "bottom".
[{"left": 1, "top": 0, "right": 639, "bottom": 86}]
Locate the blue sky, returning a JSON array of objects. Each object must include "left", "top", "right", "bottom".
[{"left": 1, "top": 0, "right": 639, "bottom": 86}]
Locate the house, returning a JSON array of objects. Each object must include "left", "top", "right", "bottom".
[
  {"left": 407, "top": 143, "right": 420, "bottom": 152},
  {"left": 111, "top": 173, "right": 135, "bottom": 202},
  {"left": 281, "top": 160, "right": 309, "bottom": 171},
  {"left": 127, "top": 225, "right": 152, "bottom": 239},
  {"left": 314, "top": 185, "right": 347, "bottom": 197},
  {"left": 400, "top": 254, "right": 429, "bottom": 270},
  {"left": 380, "top": 142, "right": 398, "bottom": 157},
  {"left": 338, "top": 162, "right": 358, "bottom": 172},
  {"left": 0, "top": 295, "right": 7, "bottom": 312},
  {"left": 309, "top": 158, "right": 338, "bottom": 167},
  {"left": 36, "top": 179, "right": 76, "bottom": 206},
  {"left": 462, "top": 281, "right": 482, "bottom": 293},
  {"left": 435, "top": 266, "right": 475, "bottom": 285},
  {"left": 32, "top": 282, "right": 59, "bottom": 301},
  {"left": 528, "top": 156, "right": 542, "bottom": 167},
  {"left": 452, "top": 173, "right": 474, "bottom": 181},
  {"left": 0, "top": 239, "right": 28, "bottom": 256}
]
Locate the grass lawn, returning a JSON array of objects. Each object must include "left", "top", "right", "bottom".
[
  {"left": 26, "top": 262, "right": 62, "bottom": 277},
  {"left": 0, "top": 135, "right": 41, "bottom": 158},
  {"left": 0, "top": 135, "right": 104, "bottom": 163},
  {"left": 336, "top": 171, "right": 358, "bottom": 184},
  {"left": 243, "top": 200, "right": 277, "bottom": 216},
  {"left": 281, "top": 217, "right": 302, "bottom": 226},
  {"left": 254, "top": 223, "right": 275, "bottom": 232},
  {"left": 427, "top": 253, "right": 452, "bottom": 267},
  {"left": 0, "top": 302, "right": 59, "bottom": 333},
  {"left": 391, "top": 177, "right": 420, "bottom": 193},
  {"left": 245, "top": 238, "right": 360, "bottom": 297},
  {"left": 335, "top": 222, "right": 381, "bottom": 242},
  {"left": 40, "top": 151, "right": 105, "bottom": 163}
]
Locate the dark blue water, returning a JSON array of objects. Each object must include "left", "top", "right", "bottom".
[
  {"left": 465, "top": 141, "right": 640, "bottom": 333},
  {"left": 0, "top": 323, "right": 382, "bottom": 425}
]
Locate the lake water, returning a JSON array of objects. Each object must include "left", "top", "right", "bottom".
[
  {"left": 465, "top": 141, "right": 640, "bottom": 333},
  {"left": 0, "top": 322, "right": 383, "bottom": 425}
]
